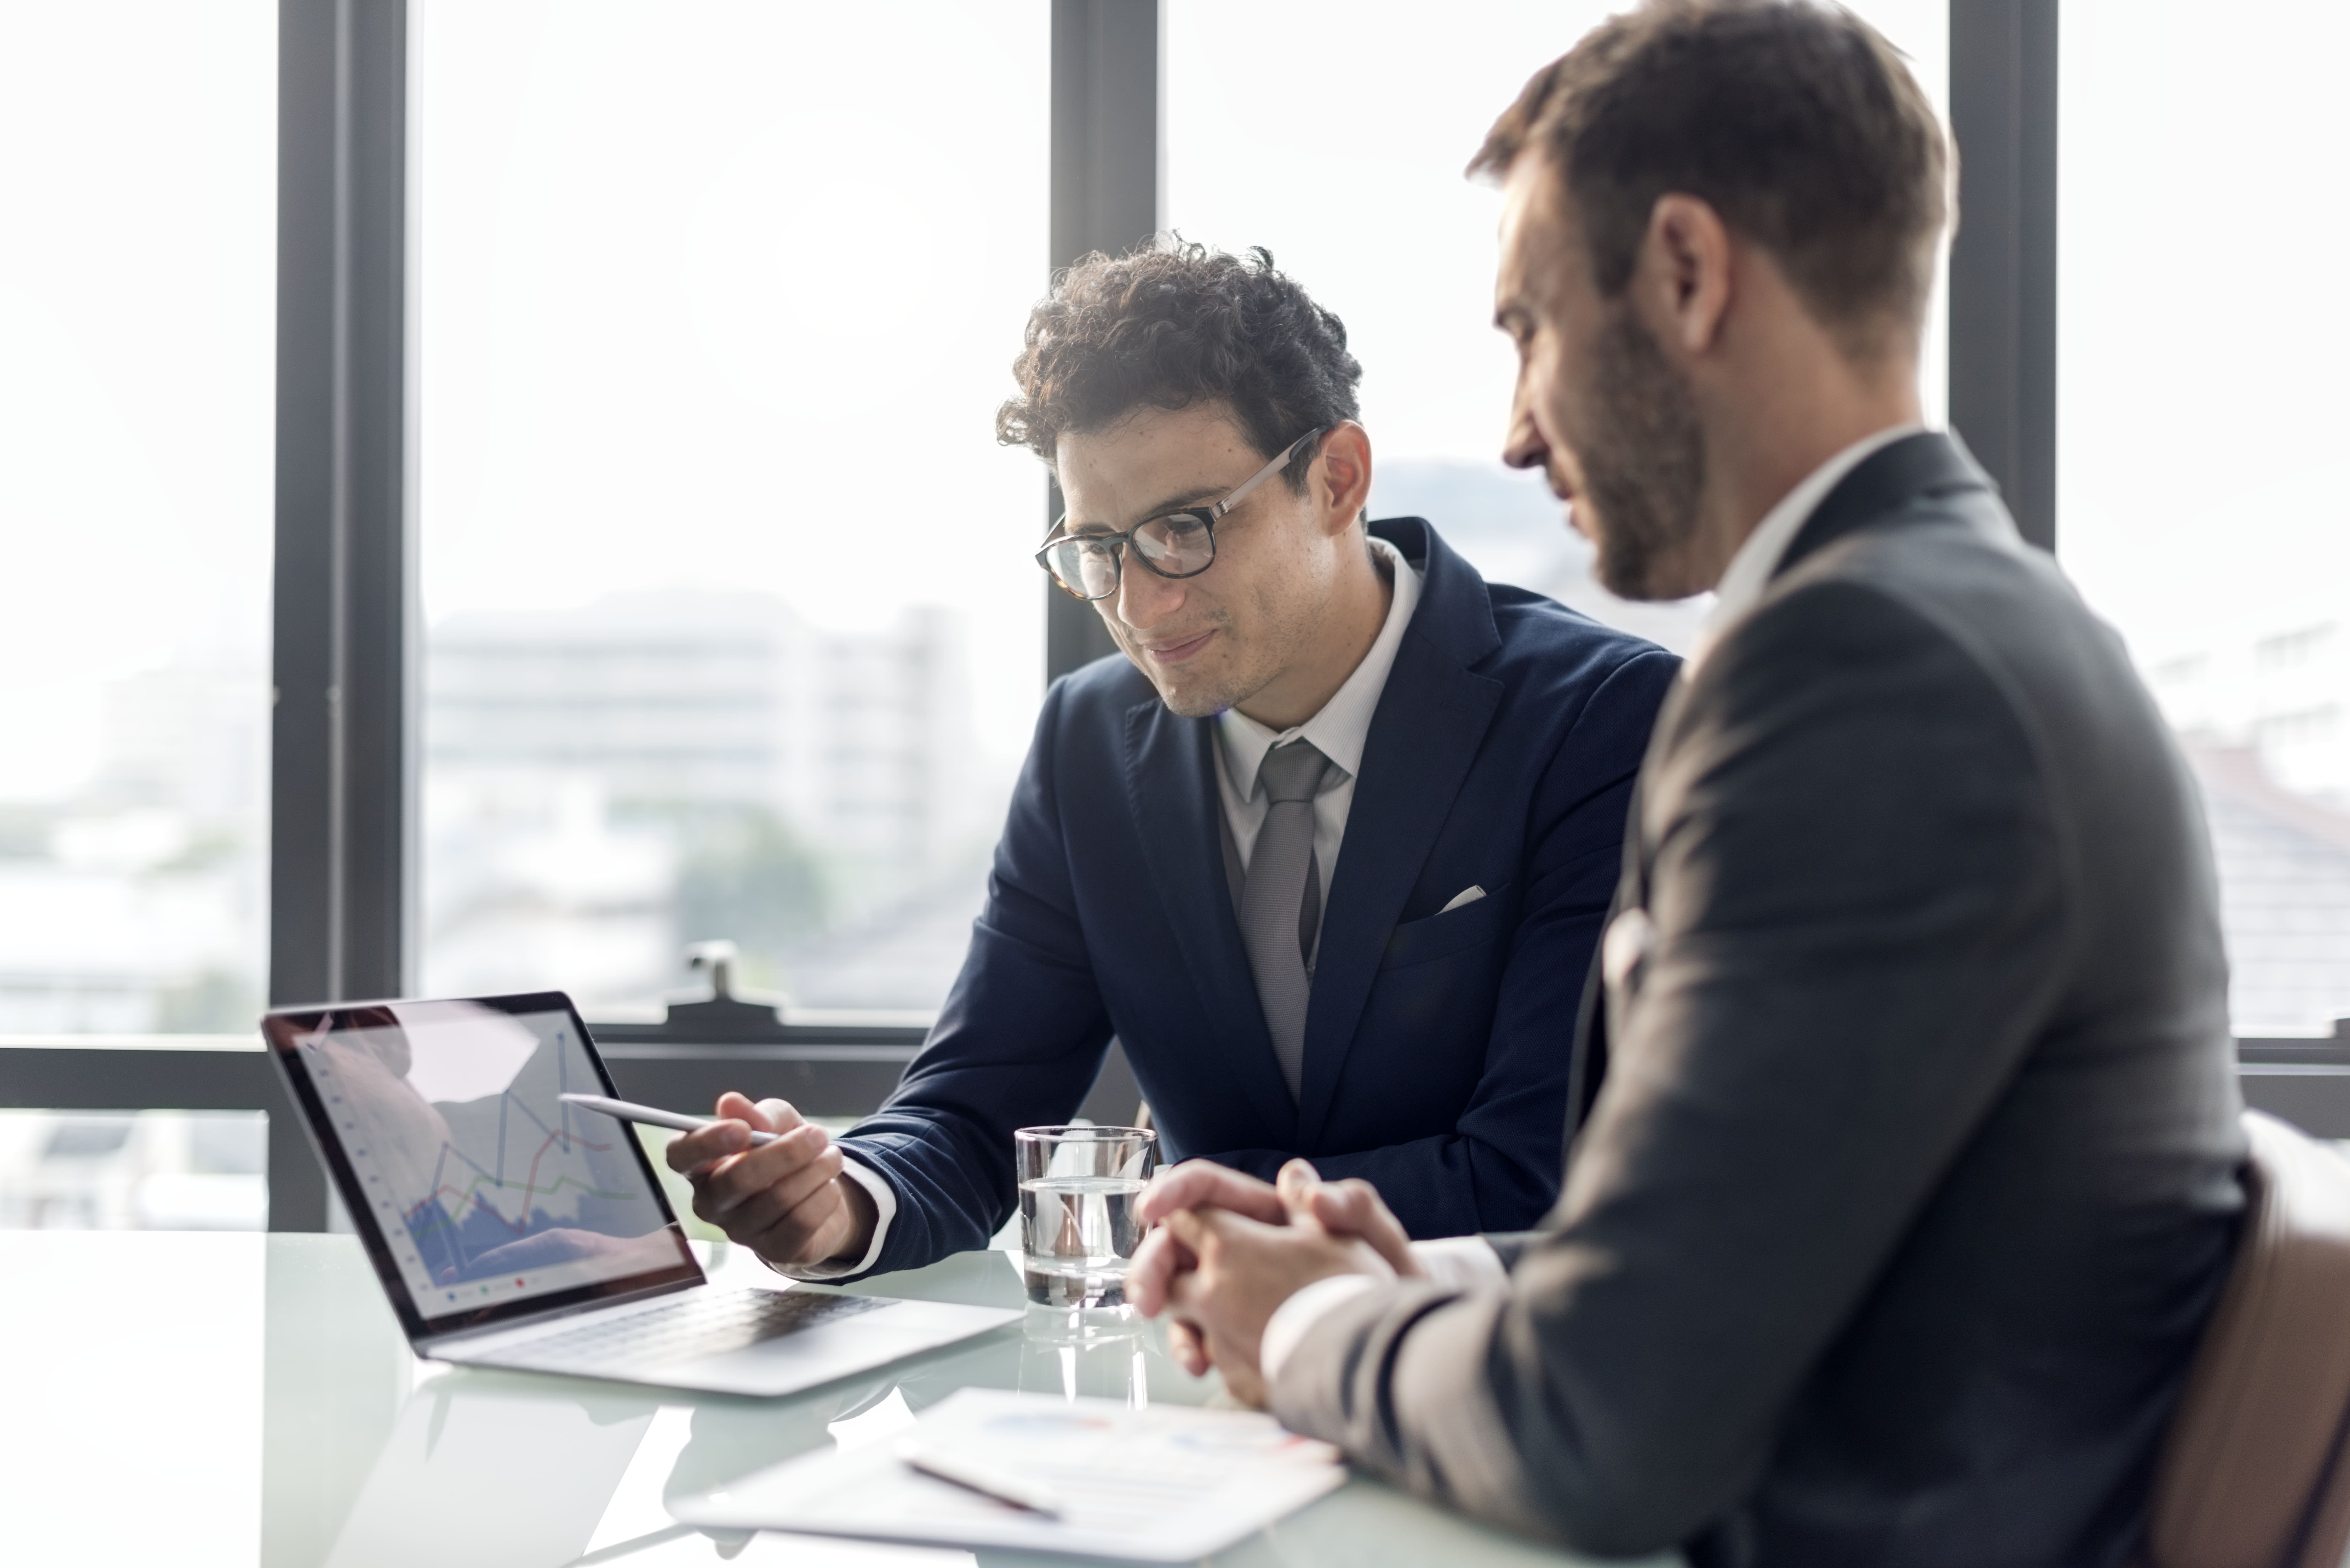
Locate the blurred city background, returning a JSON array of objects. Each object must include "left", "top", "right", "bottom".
[{"left": 5, "top": 0, "right": 2346, "bottom": 1231}]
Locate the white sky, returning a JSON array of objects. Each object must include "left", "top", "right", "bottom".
[
  {"left": 2056, "top": 0, "right": 2350, "bottom": 663},
  {"left": 413, "top": 1, "right": 1053, "bottom": 762},
  {"left": 0, "top": 3, "right": 275, "bottom": 801}
]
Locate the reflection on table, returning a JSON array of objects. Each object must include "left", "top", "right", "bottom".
[{"left": 0, "top": 1231, "right": 1672, "bottom": 1567}]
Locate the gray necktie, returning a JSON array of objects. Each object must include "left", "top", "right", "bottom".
[{"left": 1241, "top": 739, "right": 1330, "bottom": 1100}]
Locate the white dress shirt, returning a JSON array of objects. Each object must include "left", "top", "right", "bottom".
[
  {"left": 770, "top": 1156, "right": 900, "bottom": 1281},
  {"left": 784, "top": 535, "right": 1424, "bottom": 1282},
  {"left": 1260, "top": 1233, "right": 1510, "bottom": 1380},
  {"left": 1687, "top": 423, "right": 1926, "bottom": 673},
  {"left": 1260, "top": 422, "right": 1931, "bottom": 1380}
]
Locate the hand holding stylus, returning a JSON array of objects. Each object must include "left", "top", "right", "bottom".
[{"left": 656, "top": 1091, "right": 878, "bottom": 1270}]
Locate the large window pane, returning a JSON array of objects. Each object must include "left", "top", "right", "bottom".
[
  {"left": 0, "top": 1110, "right": 267, "bottom": 1232},
  {"left": 1165, "top": 0, "right": 1950, "bottom": 657},
  {"left": 416, "top": 2, "right": 1049, "bottom": 1018},
  {"left": 2060, "top": 1, "right": 2350, "bottom": 1032},
  {"left": 0, "top": 5, "right": 276, "bottom": 1034}
]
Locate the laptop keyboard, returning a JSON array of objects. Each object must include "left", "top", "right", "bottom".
[{"left": 500, "top": 1288, "right": 890, "bottom": 1373}]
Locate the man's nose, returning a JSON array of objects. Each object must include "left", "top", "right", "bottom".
[
  {"left": 1501, "top": 377, "right": 1544, "bottom": 471},
  {"left": 1501, "top": 409, "right": 1546, "bottom": 472},
  {"left": 1112, "top": 555, "right": 1186, "bottom": 631}
]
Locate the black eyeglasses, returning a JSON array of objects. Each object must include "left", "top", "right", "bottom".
[{"left": 1034, "top": 428, "right": 1325, "bottom": 602}]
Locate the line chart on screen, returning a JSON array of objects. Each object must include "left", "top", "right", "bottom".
[{"left": 289, "top": 1003, "right": 678, "bottom": 1312}]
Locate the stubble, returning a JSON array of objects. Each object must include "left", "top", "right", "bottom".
[{"left": 1577, "top": 307, "right": 1709, "bottom": 601}]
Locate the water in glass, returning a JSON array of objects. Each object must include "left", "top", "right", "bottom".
[{"left": 1015, "top": 1125, "right": 1155, "bottom": 1308}]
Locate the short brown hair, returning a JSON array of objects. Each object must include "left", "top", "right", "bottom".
[
  {"left": 996, "top": 239, "right": 1361, "bottom": 492},
  {"left": 1472, "top": 0, "right": 1947, "bottom": 358}
]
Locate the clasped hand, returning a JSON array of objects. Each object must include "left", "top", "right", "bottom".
[{"left": 1128, "top": 1158, "right": 1421, "bottom": 1407}]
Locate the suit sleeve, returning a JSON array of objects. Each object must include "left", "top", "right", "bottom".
[
  {"left": 831, "top": 678, "right": 1115, "bottom": 1277},
  {"left": 1204, "top": 646, "right": 1683, "bottom": 1237},
  {"left": 1269, "top": 583, "right": 2070, "bottom": 1555}
]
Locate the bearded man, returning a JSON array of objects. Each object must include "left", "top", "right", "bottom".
[{"left": 1132, "top": 5, "right": 2246, "bottom": 1565}]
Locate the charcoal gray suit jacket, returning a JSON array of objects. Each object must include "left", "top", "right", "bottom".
[{"left": 1269, "top": 433, "right": 2248, "bottom": 1568}]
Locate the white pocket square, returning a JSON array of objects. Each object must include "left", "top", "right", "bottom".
[
  {"left": 1439, "top": 885, "right": 1487, "bottom": 913},
  {"left": 1603, "top": 907, "right": 1655, "bottom": 991}
]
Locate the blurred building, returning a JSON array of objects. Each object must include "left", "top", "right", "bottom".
[
  {"left": 0, "top": 1110, "right": 267, "bottom": 1232},
  {"left": 2147, "top": 617, "right": 2350, "bottom": 806},
  {"left": 421, "top": 591, "right": 1002, "bottom": 1013},
  {"left": 0, "top": 661, "right": 269, "bottom": 1034},
  {"left": 2183, "top": 743, "right": 2350, "bottom": 1033}
]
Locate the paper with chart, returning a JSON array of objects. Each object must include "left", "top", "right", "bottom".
[
  {"left": 288, "top": 1000, "right": 689, "bottom": 1317},
  {"left": 669, "top": 1389, "right": 1348, "bottom": 1561}
]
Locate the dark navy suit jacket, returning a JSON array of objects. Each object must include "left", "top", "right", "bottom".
[{"left": 838, "top": 517, "right": 1678, "bottom": 1277}]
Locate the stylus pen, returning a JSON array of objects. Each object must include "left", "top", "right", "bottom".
[
  {"left": 558, "top": 1092, "right": 784, "bottom": 1146},
  {"left": 896, "top": 1438, "right": 1066, "bottom": 1519}
]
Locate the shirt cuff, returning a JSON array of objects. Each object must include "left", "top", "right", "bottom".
[
  {"left": 769, "top": 1154, "right": 896, "bottom": 1281},
  {"left": 1257, "top": 1236, "right": 1503, "bottom": 1384},
  {"left": 1259, "top": 1273, "right": 1380, "bottom": 1383},
  {"left": 1409, "top": 1234, "right": 1508, "bottom": 1292}
]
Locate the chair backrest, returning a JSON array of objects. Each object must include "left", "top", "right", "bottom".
[{"left": 2148, "top": 1110, "right": 2350, "bottom": 1568}]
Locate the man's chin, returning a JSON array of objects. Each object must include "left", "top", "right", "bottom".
[
  {"left": 1593, "top": 531, "right": 1710, "bottom": 602},
  {"left": 1135, "top": 661, "right": 1246, "bottom": 720},
  {"left": 1154, "top": 682, "right": 1234, "bottom": 720},
  {"left": 1119, "top": 637, "right": 1258, "bottom": 719}
]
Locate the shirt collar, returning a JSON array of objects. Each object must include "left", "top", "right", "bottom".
[
  {"left": 1217, "top": 535, "right": 1421, "bottom": 794},
  {"left": 1690, "top": 423, "right": 1927, "bottom": 671}
]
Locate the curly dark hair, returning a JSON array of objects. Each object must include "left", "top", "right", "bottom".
[{"left": 995, "top": 239, "right": 1362, "bottom": 494}]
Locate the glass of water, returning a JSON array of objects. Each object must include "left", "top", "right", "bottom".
[{"left": 1016, "top": 1124, "right": 1157, "bottom": 1308}]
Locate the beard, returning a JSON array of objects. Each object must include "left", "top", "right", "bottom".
[{"left": 1574, "top": 305, "right": 1708, "bottom": 600}]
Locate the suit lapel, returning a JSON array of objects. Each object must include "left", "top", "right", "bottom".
[
  {"left": 1774, "top": 430, "right": 1994, "bottom": 580},
  {"left": 1629, "top": 671, "right": 1695, "bottom": 876},
  {"left": 1293, "top": 637, "right": 1503, "bottom": 1147},
  {"left": 1564, "top": 897, "right": 1614, "bottom": 1158},
  {"left": 1120, "top": 697, "right": 1299, "bottom": 1141}
]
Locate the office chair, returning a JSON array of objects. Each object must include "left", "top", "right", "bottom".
[{"left": 2145, "top": 1110, "right": 2350, "bottom": 1568}]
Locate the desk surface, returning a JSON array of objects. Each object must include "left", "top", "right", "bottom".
[{"left": 0, "top": 1230, "right": 1669, "bottom": 1568}]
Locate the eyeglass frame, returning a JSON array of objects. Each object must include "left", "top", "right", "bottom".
[{"left": 1033, "top": 426, "right": 1328, "bottom": 602}]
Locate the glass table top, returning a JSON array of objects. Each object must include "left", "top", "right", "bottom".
[{"left": 0, "top": 1230, "right": 1669, "bottom": 1567}]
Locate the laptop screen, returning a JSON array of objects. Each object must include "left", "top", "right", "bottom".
[{"left": 266, "top": 995, "right": 699, "bottom": 1334}]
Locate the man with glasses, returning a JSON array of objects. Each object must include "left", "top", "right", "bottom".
[{"left": 664, "top": 240, "right": 1678, "bottom": 1282}]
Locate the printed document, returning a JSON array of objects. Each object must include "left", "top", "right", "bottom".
[{"left": 668, "top": 1388, "right": 1347, "bottom": 1561}]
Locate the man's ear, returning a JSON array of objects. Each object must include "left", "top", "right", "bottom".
[
  {"left": 1635, "top": 193, "right": 1735, "bottom": 360},
  {"left": 1314, "top": 421, "right": 1374, "bottom": 537}
]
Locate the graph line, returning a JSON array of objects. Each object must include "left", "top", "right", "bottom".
[{"left": 402, "top": 1119, "right": 631, "bottom": 1241}]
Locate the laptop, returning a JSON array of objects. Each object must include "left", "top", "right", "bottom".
[{"left": 261, "top": 991, "right": 1020, "bottom": 1395}]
